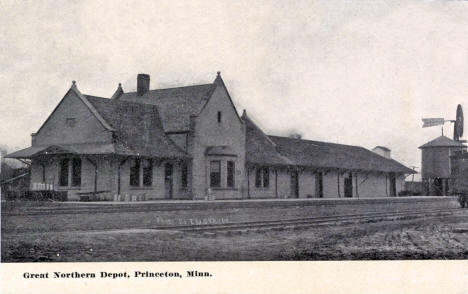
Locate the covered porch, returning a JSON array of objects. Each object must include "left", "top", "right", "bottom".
[{"left": 6, "top": 143, "right": 192, "bottom": 201}]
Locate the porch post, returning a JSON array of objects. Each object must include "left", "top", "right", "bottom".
[
  {"left": 117, "top": 157, "right": 128, "bottom": 196},
  {"left": 247, "top": 165, "right": 250, "bottom": 199},
  {"left": 385, "top": 173, "right": 388, "bottom": 197},
  {"left": 275, "top": 168, "right": 278, "bottom": 198},
  {"left": 355, "top": 173, "right": 359, "bottom": 199},
  {"left": 337, "top": 171, "right": 341, "bottom": 198}
]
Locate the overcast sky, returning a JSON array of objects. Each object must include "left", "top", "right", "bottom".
[{"left": 1, "top": 0, "right": 468, "bottom": 178}]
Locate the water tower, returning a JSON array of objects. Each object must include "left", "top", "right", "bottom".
[{"left": 420, "top": 105, "right": 466, "bottom": 195}]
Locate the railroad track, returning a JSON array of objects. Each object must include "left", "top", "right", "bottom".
[
  {"left": 168, "top": 208, "right": 467, "bottom": 234},
  {"left": 3, "top": 207, "right": 466, "bottom": 238}
]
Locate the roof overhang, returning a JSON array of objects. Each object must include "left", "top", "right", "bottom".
[
  {"left": 5, "top": 143, "right": 116, "bottom": 159},
  {"left": 7, "top": 143, "right": 191, "bottom": 160},
  {"left": 5, "top": 146, "right": 49, "bottom": 158}
]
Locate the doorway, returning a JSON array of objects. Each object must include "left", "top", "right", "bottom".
[
  {"left": 315, "top": 172, "right": 323, "bottom": 198},
  {"left": 433, "top": 177, "right": 443, "bottom": 196},
  {"left": 344, "top": 173, "right": 353, "bottom": 198},
  {"left": 165, "top": 163, "right": 173, "bottom": 199},
  {"left": 290, "top": 171, "right": 299, "bottom": 198},
  {"left": 389, "top": 173, "right": 397, "bottom": 197}
]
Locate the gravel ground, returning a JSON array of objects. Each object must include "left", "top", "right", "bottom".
[{"left": 2, "top": 213, "right": 468, "bottom": 262}]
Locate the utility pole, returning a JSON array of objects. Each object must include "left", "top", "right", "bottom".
[{"left": 409, "top": 166, "right": 418, "bottom": 183}]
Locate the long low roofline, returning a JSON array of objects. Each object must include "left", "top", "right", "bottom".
[{"left": 243, "top": 112, "right": 415, "bottom": 175}]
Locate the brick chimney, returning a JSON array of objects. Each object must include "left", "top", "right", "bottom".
[
  {"left": 372, "top": 146, "right": 391, "bottom": 159},
  {"left": 137, "top": 73, "right": 150, "bottom": 96}
]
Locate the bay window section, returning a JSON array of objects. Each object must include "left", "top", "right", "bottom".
[
  {"left": 227, "top": 161, "right": 235, "bottom": 188},
  {"left": 210, "top": 161, "right": 221, "bottom": 188}
]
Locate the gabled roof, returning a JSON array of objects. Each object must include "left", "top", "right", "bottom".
[
  {"left": 116, "top": 83, "right": 216, "bottom": 132},
  {"left": 419, "top": 135, "right": 466, "bottom": 149},
  {"left": 201, "top": 72, "right": 242, "bottom": 125},
  {"left": 244, "top": 112, "right": 414, "bottom": 173},
  {"left": 115, "top": 72, "right": 242, "bottom": 132},
  {"left": 268, "top": 136, "right": 414, "bottom": 173},
  {"left": 34, "top": 82, "right": 114, "bottom": 137},
  {"left": 8, "top": 92, "right": 190, "bottom": 159},
  {"left": 243, "top": 112, "right": 293, "bottom": 166},
  {"left": 84, "top": 95, "right": 188, "bottom": 158}
]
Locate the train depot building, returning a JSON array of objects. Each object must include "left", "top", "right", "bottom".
[{"left": 7, "top": 73, "right": 414, "bottom": 201}]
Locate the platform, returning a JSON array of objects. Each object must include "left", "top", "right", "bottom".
[{"left": 2, "top": 197, "right": 460, "bottom": 228}]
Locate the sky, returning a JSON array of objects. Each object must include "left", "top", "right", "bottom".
[{"left": 1, "top": 0, "right": 468, "bottom": 179}]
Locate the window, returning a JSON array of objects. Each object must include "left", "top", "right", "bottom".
[
  {"left": 71, "top": 158, "right": 81, "bottom": 186},
  {"left": 130, "top": 159, "right": 153, "bottom": 187},
  {"left": 59, "top": 157, "right": 81, "bottom": 187},
  {"left": 65, "top": 117, "right": 77, "bottom": 127},
  {"left": 210, "top": 161, "right": 221, "bottom": 187},
  {"left": 217, "top": 111, "right": 222, "bottom": 123},
  {"left": 227, "top": 161, "right": 235, "bottom": 188},
  {"left": 130, "top": 159, "right": 140, "bottom": 187},
  {"left": 255, "top": 168, "right": 262, "bottom": 187},
  {"left": 165, "top": 163, "right": 173, "bottom": 180},
  {"left": 255, "top": 167, "right": 269, "bottom": 188},
  {"left": 181, "top": 162, "right": 188, "bottom": 188},
  {"left": 142, "top": 159, "right": 153, "bottom": 187},
  {"left": 59, "top": 159, "right": 69, "bottom": 186},
  {"left": 262, "top": 168, "right": 269, "bottom": 188}
]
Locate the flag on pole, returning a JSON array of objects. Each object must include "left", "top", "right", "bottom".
[{"left": 422, "top": 118, "right": 445, "bottom": 128}]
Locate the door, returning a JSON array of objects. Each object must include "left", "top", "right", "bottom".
[
  {"left": 389, "top": 173, "right": 397, "bottom": 196},
  {"left": 290, "top": 171, "right": 299, "bottom": 198},
  {"left": 165, "top": 163, "right": 173, "bottom": 199},
  {"left": 344, "top": 178, "right": 353, "bottom": 197},
  {"left": 315, "top": 172, "right": 323, "bottom": 198}
]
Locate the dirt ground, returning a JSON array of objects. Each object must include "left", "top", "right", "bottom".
[{"left": 2, "top": 212, "right": 468, "bottom": 262}]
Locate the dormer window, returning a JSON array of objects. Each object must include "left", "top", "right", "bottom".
[{"left": 217, "top": 111, "right": 222, "bottom": 123}]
